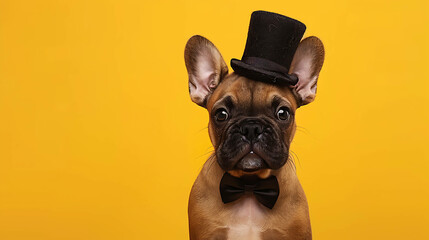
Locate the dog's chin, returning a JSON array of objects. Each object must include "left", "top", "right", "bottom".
[
  {"left": 228, "top": 151, "right": 271, "bottom": 179},
  {"left": 229, "top": 168, "right": 272, "bottom": 179},
  {"left": 236, "top": 151, "right": 267, "bottom": 171}
]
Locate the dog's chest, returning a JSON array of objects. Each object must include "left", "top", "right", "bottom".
[{"left": 225, "top": 195, "right": 267, "bottom": 240}]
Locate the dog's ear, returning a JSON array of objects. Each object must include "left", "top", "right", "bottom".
[
  {"left": 184, "top": 35, "right": 228, "bottom": 108},
  {"left": 289, "top": 36, "right": 325, "bottom": 106}
]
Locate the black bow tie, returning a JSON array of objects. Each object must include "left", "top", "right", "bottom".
[{"left": 219, "top": 172, "right": 280, "bottom": 209}]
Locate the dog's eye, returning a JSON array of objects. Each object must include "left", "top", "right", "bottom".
[
  {"left": 276, "top": 107, "right": 290, "bottom": 121},
  {"left": 214, "top": 108, "right": 229, "bottom": 122}
]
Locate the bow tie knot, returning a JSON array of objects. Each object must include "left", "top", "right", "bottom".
[
  {"left": 244, "top": 184, "right": 256, "bottom": 192},
  {"left": 219, "top": 172, "right": 280, "bottom": 209}
]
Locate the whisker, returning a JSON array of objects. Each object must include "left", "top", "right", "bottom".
[
  {"left": 287, "top": 154, "right": 296, "bottom": 172},
  {"left": 205, "top": 145, "right": 214, "bottom": 151},
  {"left": 296, "top": 125, "right": 310, "bottom": 135},
  {"left": 197, "top": 126, "right": 208, "bottom": 133},
  {"left": 289, "top": 150, "right": 301, "bottom": 170},
  {"left": 206, "top": 153, "right": 217, "bottom": 172},
  {"left": 194, "top": 147, "right": 215, "bottom": 159}
]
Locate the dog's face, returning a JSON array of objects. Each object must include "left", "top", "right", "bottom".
[
  {"left": 206, "top": 75, "right": 297, "bottom": 174},
  {"left": 185, "top": 35, "right": 324, "bottom": 178}
]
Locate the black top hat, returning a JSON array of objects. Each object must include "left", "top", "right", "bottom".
[{"left": 231, "top": 11, "right": 306, "bottom": 85}]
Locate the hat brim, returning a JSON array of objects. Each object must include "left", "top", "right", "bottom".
[{"left": 230, "top": 59, "right": 298, "bottom": 86}]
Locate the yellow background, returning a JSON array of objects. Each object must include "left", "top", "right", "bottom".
[{"left": 0, "top": 0, "right": 428, "bottom": 239}]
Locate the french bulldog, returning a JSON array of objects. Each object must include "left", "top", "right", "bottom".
[{"left": 185, "top": 33, "right": 324, "bottom": 239}]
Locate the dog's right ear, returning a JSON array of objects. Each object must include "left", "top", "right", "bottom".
[{"left": 184, "top": 35, "right": 228, "bottom": 108}]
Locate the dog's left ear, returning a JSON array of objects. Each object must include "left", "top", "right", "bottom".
[
  {"left": 289, "top": 36, "right": 325, "bottom": 106},
  {"left": 184, "top": 35, "right": 228, "bottom": 108}
]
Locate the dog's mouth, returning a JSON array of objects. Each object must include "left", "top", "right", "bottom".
[
  {"left": 217, "top": 138, "right": 287, "bottom": 173},
  {"left": 216, "top": 119, "right": 288, "bottom": 175}
]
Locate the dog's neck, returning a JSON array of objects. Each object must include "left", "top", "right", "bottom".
[{"left": 199, "top": 155, "right": 301, "bottom": 239}]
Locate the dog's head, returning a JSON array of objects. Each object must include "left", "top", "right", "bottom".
[{"left": 185, "top": 35, "right": 324, "bottom": 178}]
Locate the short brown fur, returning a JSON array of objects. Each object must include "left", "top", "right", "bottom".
[{"left": 189, "top": 75, "right": 311, "bottom": 239}]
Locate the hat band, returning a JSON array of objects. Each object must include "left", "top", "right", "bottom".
[{"left": 242, "top": 57, "right": 290, "bottom": 76}]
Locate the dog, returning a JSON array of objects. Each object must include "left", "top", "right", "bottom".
[{"left": 185, "top": 12, "right": 324, "bottom": 240}]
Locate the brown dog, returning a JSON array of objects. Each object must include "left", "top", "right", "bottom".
[{"left": 185, "top": 35, "right": 324, "bottom": 239}]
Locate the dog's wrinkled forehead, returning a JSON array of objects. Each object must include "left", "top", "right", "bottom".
[{"left": 207, "top": 74, "right": 298, "bottom": 113}]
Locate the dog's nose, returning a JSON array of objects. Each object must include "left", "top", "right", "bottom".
[{"left": 241, "top": 122, "right": 263, "bottom": 141}]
